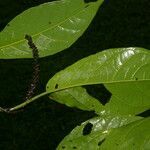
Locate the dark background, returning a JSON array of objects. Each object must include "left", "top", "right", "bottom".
[{"left": 0, "top": 0, "right": 150, "bottom": 149}]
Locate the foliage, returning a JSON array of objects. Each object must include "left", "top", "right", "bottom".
[
  {"left": 47, "top": 47, "right": 150, "bottom": 116},
  {"left": 0, "top": 0, "right": 149, "bottom": 149},
  {"left": 0, "top": 0, "right": 103, "bottom": 58}
]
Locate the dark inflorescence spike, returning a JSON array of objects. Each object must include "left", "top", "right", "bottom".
[{"left": 25, "top": 34, "right": 40, "bottom": 100}]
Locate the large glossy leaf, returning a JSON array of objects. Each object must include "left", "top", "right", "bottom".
[
  {"left": 47, "top": 47, "right": 150, "bottom": 115},
  {"left": 0, "top": 0, "right": 103, "bottom": 59},
  {"left": 57, "top": 116, "right": 144, "bottom": 150}
]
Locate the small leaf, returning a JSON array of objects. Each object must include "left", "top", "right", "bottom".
[
  {"left": 47, "top": 47, "right": 150, "bottom": 115},
  {"left": 57, "top": 116, "right": 143, "bottom": 150},
  {"left": 0, "top": 0, "right": 103, "bottom": 59}
]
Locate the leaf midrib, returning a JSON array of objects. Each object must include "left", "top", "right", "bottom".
[{"left": 48, "top": 79, "right": 150, "bottom": 93}]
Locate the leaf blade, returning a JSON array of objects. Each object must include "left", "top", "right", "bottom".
[
  {"left": 47, "top": 47, "right": 150, "bottom": 115},
  {"left": 57, "top": 116, "right": 144, "bottom": 150},
  {"left": 0, "top": 0, "right": 103, "bottom": 59}
]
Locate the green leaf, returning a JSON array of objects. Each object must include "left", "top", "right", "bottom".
[
  {"left": 57, "top": 116, "right": 144, "bottom": 150},
  {"left": 46, "top": 47, "right": 150, "bottom": 115},
  {"left": 0, "top": 0, "right": 103, "bottom": 59}
]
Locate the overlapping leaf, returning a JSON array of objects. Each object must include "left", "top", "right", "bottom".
[
  {"left": 0, "top": 0, "right": 103, "bottom": 59},
  {"left": 47, "top": 47, "right": 150, "bottom": 115},
  {"left": 57, "top": 116, "right": 145, "bottom": 150}
]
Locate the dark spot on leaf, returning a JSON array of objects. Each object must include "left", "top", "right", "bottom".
[
  {"left": 135, "top": 77, "right": 138, "bottom": 81},
  {"left": 73, "top": 146, "right": 77, "bottom": 149},
  {"left": 7, "top": 24, "right": 10, "bottom": 26},
  {"left": 62, "top": 146, "right": 66, "bottom": 149},
  {"left": 47, "top": 86, "right": 49, "bottom": 89},
  {"left": 82, "top": 122, "right": 93, "bottom": 135},
  {"left": 83, "top": 84, "right": 112, "bottom": 105},
  {"left": 115, "top": 143, "right": 119, "bottom": 146},
  {"left": 138, "top": 109, "right": 150, "bottom": 117},
  {"left": 55, "top": 84, "right": 58, "bottom": 89},
  {"left": 98, "top": 138, "right": 105, "bottom": 146},
  {"left": 84, "top": 0, "right": 98, "bottom": 3},
  {"left": 48, "top": 21, "right": 51, "bottom": 24}
]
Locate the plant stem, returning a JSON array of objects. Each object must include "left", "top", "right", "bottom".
[{"left": 9, "top": 91, "right": 49, "bottom": 112}]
